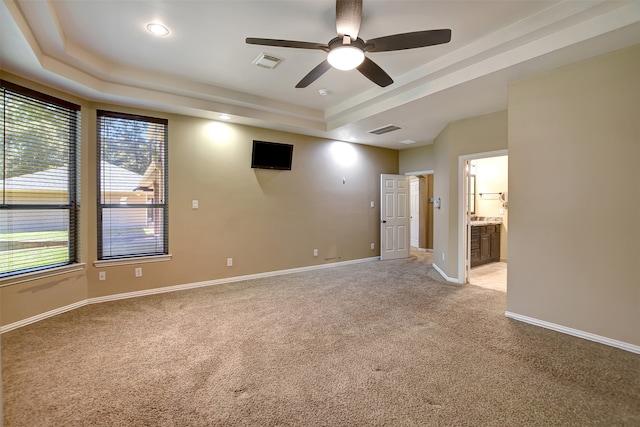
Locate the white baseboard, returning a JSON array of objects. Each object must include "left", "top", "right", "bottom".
[
  {"left": 505, "top": 311, "right": 640, "bottom": 354},
  {"left": 0, "top": 300, "right": 88, "bottom": 334},
  {"left": 1, "top": 257, "right": 380, "bottom": 334},
  {"left": 432, "top": 263, "right": 462, "bottom": 284},
  {"left": 88, "top": 256, "right": 380, "bottom": 305}
]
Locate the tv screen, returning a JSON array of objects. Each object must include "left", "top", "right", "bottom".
[{"left": 251, "top": 140, "right": 293, "bottom": 170}]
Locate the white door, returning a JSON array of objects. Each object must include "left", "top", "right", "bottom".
[
  {"left": 410, "top": 177, "right": 419, "bottom": 248},
  {"left": 380, "top": 174, "right": 409, "bottom": 260}
]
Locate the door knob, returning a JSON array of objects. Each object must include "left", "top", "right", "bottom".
[{"left": 382, "top": 220, "right": 387, "bottom": 223}]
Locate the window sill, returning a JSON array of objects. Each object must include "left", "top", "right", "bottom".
[
  {"left": 0, "top": 263, "right": 87, "bottom": 287},
  {"left": 93, "top": 254, "right": 172, "bottom": 268}
]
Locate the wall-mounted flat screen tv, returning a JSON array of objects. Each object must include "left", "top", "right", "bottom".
[{"left": 251, "top": 140, "right": 294, "bottom": 170}]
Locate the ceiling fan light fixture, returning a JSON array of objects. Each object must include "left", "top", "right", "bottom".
[
  {"left": 146, "top": 23, "right": 170, "bottom": 37},
  {"left": 327, "top": 46, "right": 364, "bottom": 70}
]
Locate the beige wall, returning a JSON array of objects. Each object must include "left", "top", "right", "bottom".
[
  {"left": 0, "top": 73, "right": 398, "bottom": 325},
  {"left": 507, "top": 45, "right": 640, "bottom": 345},
  {"left": 399, "top": 144, "right": 435, "bottom": 174},
  {"left": 87, "top": 115, "right": 397, "bottom": 298},
  {"left": 400, "top": 111, "right": 508, "bottom": 279}
]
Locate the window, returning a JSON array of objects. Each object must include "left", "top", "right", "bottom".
[
  {"left": 97, "top": 111, "right": 168, "bottom": 260},
  {"left": 0, "top": 81, "right": 80, "bottom": 278}
]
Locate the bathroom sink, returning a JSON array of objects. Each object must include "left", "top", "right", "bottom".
[{"left": 470, "top": 219, "right": 502, "bottom": 226}]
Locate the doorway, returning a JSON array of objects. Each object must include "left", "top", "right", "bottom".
[
  {"left": 459, "top": 152, "right": 508, "bottom": 292},
  {"left": 406, "top": 172, "right": 434, "bottom": 254},
  {"left": 410, "top": 177, "right": 419, "bottom": 248}
]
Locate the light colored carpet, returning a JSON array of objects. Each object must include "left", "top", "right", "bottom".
[{"left": 3, "top": 254, "right": 639, "bottom": 426}]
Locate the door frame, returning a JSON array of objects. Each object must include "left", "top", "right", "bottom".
[{"left": 458, "top": 150, "right": 507, "bottom": 284}]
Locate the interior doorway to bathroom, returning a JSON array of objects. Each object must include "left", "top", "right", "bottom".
[{"left": 461, "top": 152, "right": 508, "bottom": 292}]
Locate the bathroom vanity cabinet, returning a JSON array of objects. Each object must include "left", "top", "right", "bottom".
[{"left": 470, "top": 224, "right": 500, "bottom": 267}]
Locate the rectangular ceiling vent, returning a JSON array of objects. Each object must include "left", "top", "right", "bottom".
[
  {"left": 252, "top": 52, "right": 283, "bottom": 69},
  {"left": 369, "top": 124, "right": 401, "bottom": 135}
]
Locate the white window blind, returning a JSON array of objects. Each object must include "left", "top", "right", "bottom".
[
  {"left": 0, "top": 80, "right": 80, "bottom": 278},
  {"left": 97, "top": 111, "right": 168, "bottom": 259}
]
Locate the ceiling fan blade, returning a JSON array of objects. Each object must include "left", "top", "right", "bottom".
[
  {"left": 365, "top": 29, "right": 452, "bottom": 52},
  {"left": 357, "top": 57, "right": 393, "bottom": 87},
  {"left": 296, "top": 60, "right": 333, "bottom": 88},
  {"left": 336, "top": 0, "right": 362, "bottom": 40},
  {"left": 246, "top": 38, "right": 328, "bottom": 51}
]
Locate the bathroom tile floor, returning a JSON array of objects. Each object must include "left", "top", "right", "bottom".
[{"left": 470, "top": 262, "right": 507, "bottom": 292}]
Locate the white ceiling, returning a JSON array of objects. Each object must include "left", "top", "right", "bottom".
[{"left": 1, "top": 0, "right": 638, "bottom": 149}]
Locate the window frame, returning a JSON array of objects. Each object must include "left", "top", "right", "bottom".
[
  {"left": 0, "top": 80, "right": 81, "bottom": 279},
  {"left": 96, "top": 110, "right": 169, "bottom": 261}
]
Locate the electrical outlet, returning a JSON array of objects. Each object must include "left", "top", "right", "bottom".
[
  {"left": 371, "top": 243, "right": 375, "bottom": 250},
  {"left": 192, "top": 199, "right": 199, "bottom": 209},
  {"left": 135, "top": 267, "right": 142, "bottom": 277},
  {"left": 370, "top": 201, "right": 375, "bottom": 208},
  {"left": 227, "top": 258, "right": 233, "bottom": 267},
  {"left": 313, "top": 249, "right": 318, "bottom": 257},
  {"left": 98, "top": 271, "right": 106, "bottom": 281}
]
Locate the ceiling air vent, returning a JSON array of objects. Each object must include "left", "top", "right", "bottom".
[
  {"left": 369, "top": 124, "right": 401, "bottom": 135},
  {"left": 252, "top": 52, "right": 283, "bottom": 69}
]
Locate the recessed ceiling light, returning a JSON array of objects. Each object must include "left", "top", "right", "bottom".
[
  {"left": 146, "top": 23, "right": 170, "bottom": 37},
  {"left": 219, "top": 114, "right": 231, "bottom": 120}
]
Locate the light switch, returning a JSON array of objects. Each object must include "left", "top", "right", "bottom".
[
  {"left": 370, "top": 201, "right": 375, "bottom": 208},
  {"left": 192, "top": 200, "right": 199, "bottom": 209}
]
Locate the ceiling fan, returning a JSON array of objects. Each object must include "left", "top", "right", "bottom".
[{"left": 246, "top": 0, "right": 451, "bottom": 88}]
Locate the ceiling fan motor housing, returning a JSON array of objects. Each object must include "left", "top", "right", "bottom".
[{"left": 328, "top": 37, "right": 367, "bottom": 51}]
